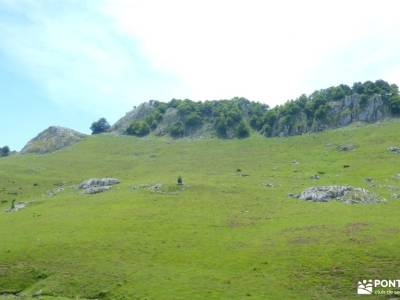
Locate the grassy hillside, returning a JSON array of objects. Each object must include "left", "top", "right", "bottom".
[{"left": 2, "top": 120, "right": 400, "bottom": 299}]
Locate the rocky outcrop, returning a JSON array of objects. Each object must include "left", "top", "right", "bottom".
[
  {"left": 79, "top": 178, "right": 120, "bottom": 194},
  {"left": 21, "top": 126, "right": 87, "bottom": 154},
  {"left": 271, "top": 94, "right": 391, "bottom": 137},
  {"left": 296, "top": 186, "right": 384, "bottom": 204},
  {"left": 110, "top": 101, "right": 158, "bottom": 134}
]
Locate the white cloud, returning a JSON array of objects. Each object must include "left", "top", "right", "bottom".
[
  {"left": 0, "top": 0, "right": 185, "bottom": 114},
  {"left": 102, "top": 0, "right": 400, "bottom": 104},
  {"left": 1, "top": 0, "right": 400, "bottom": 114}
]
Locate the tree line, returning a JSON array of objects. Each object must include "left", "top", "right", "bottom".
[{"left": 90, "top": 80, "right": 400, "bottom": 138}]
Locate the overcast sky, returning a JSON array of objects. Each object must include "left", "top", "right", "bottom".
[{"left": 1, "top": 0, "right": 400, "bottom": 150}]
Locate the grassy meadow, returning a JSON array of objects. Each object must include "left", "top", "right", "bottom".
[{"left": 2, "top": 120, "right": 400, "bottom": 299}]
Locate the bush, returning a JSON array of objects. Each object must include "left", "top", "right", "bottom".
[
  {"left": 184, "top": 112, "right": 202, "bottom": 128},
  {"left": 126, "top": 121, "right": 150, "bottom": 137},
  {"left": 260, "top": 124, "right": 272, "bottom": 137},
  {"left": 236, "top": 121, "right": 250, "bottom": 138},
  {"left": 390, "top": 95, "right": 400, "bottom": 114},
  {"left": 90, "top": 118, "right": 110, "bottom": 134},
  {"left": 169, "top": 122, "right": 184, "bottom": 137},
  {"left": 0, "top": 146, "right": 10, "bottom": 157},
  {"left": 215, "top": 117, "right": 227, "bottom": 137}
]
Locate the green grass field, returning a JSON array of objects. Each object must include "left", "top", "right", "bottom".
[{"left": 2, "top": 120, "right": 400, "bottom": 299}]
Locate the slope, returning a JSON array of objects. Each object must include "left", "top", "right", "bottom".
[{"left": 1, "top": 121, "right": 400, "bottom": 299}]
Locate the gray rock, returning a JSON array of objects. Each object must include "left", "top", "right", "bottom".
[
  {"left": 110, "top": 101, "right": 158, "bottom": 134},
  {"left": 365, "top": 177, "right": 373, "bottom": 183},
  {"left": 79, "top": 178, "right": 120, "bottom": 189},
  {"left": 310, "top": 175, "right": 320, "bottom": 180},
  {"left": 21, "top": 126, "right": 86, "bottom": 154},
  {"left": 337, "top": 144, "right": 356, "bottom": 151},
  {"left": 288, "top": 193, "right": 299, "bottom": 198},
  {"left": 270, "top": 94, "right": 391, "bottom": 137},
  {"left": 299, "top": 186, "right": 353, "bottom": 202},
  {"left": 388, "top": 146, "right": 400, "bottom": 154},
  {"left": 297, "top": 186, "right": 383, "bottom": 204},
  {"left": 83, "top": 186, "right": 111, "bottom": 194},
  {"left": 79, "top": 178, "right": 120, "bottom": 194},
  {"left": 5, "top": 201, "right": 27, "bottom": 212}
]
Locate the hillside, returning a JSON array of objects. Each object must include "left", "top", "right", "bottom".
[
  {"left": 21, "top": 126, "right": 87, "bottom": 154},
  {"left": 109, "top": 79, "right": 400, "bottom": 139},
  {"left": 2, "top": 120, "right": 400, "bottom": 299}
]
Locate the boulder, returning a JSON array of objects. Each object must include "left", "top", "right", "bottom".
[
  {"left": 79, "top": 178, "right": 120, "bottom": 194},
  {"left": 388, "top": 146, "right": 400, "bottom": 154},
  {"left": 79, "top": 178, "right": 120, "bottom": 189},
  {"left": 337, "top": 144, "right": 356, "bottom": 151},
  {"left": 83, "top": 186, "right": 111, "bottom": 194},
  {"left": 296, "top": 186, "right": 383, "bottom": 204}
]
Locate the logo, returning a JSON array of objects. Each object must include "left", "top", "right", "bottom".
[
  {"left": 357, "top": 280, "right": 373, "bottom": 295},
  {"left": 357, "top": 279, "right": 400, "bottom": 295}
]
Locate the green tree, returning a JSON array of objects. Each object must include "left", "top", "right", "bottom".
[
  {"left": 0, "top": 146, "right": 10, "bottom": 157},
  {"left": 236, "top": 121, "right": 250, "bottom": 138},
  {"left": 184, "top": 112, "right": 202, "bottom": 128},
  {"left": 90, "top": 118, "right": 110, "bottom": 134},
  {"left": 169, "top": 122, "right": 184, "bottom": 137},
  {"left": 390, "top": 95, "right": 400, "bottom": 114},
  {"left": 126, "top": 121, "right": 150, "bottom": 137},
  {"left": 215, "top": 117, "right": 227, "bottom": 137}
]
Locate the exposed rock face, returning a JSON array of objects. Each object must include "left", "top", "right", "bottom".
[
  {"left": 297, "top": 186, "right": 383, "bottom": 204},
  {"left": 21, "top": 126, "right": 87, "bottom": 154},
  {"left": 270, "top": 94, "right": 391, "bottom": 137},
  {"left": 79, "top": 178, "right": 120, "bottom": 194},
  {"left": 110, "top": 101, "right": 158, "bottom": 134}
]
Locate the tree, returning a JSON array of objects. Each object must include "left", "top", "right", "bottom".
[
  {"left": 314, "top": 104, "right": 329, "bottom": 121},
  {"left": 169, "top": 122, "right": 184, "bottom": 137},
  {"left": 236, "top": 121, "right": 250, "bottom": 138},
  {"left": 126, "top": 121, "right": 150, "bottom": 137},
  {"left": 390, "top": 95, "right": 400, "bottom": 114},
  {"left": 0, "top": 146, "right": 10, "bottom": 157},
  {"left": 184, "top": 112, "right": 202, "bottom": 128},
  {"left": 215, "top": 117, "right": 227, "bottom": 137},
  {"left": 90, "top": 118, "right": 110, "bottom": 134}
]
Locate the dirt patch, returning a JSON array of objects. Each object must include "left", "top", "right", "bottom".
[
  {"left": 289, "top": 237, "right": 317, "bottom": 245},
  {"left": 344, "top": 222, "right": 369, "bottom": 235}
]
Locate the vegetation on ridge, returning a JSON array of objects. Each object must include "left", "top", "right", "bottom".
[{"left": 111, "top": 79, "right": 400, "bottom": 139}]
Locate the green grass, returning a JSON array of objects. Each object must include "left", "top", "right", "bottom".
[{"left": 2, "top": 120, "right": 400, "bottom": 299}]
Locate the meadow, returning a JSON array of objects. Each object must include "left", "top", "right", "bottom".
[{"left": 1, "top": 120, "right": 400, "bottom": 299}]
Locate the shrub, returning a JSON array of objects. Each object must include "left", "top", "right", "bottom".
[
  {"left": 126, "top": 121, "right": 150, "bottom": 137},
  {"left": 0, "top": 146, "right": 10, "bottom": 157},
  {"left": 184, "top": 112, "right": 202, "bottom": 128},
  {"left": 215, "top": 117, "right": 227, "bottom": 137},
  {"left": 390, "top": 95, "right": 400, "bottom": 114},
  {"left": 90, "top": 118, "right": 110, "bottom": 134},
  {"left": 169, "top": 122, "right": 184, "bottom": 138},
  {"left": 236, "top": 121, "right": 250, "bottom": 138}
]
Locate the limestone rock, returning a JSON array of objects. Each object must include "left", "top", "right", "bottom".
[
  {"left": 79, "top": 178, "right": 120, "bottom": 194},
  {"left": 21, "top": 126, "right": 86, "bottom": 154},
  {"left": 388, "top": 146, "right": 400, "bottom": 154},
  {"left": 296, "top": 186, "right": 383, "bottom": 204}
]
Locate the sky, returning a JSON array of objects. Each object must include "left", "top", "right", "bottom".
[{"left": 1, "top": 0, "right": 400, "bottom": 150}]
